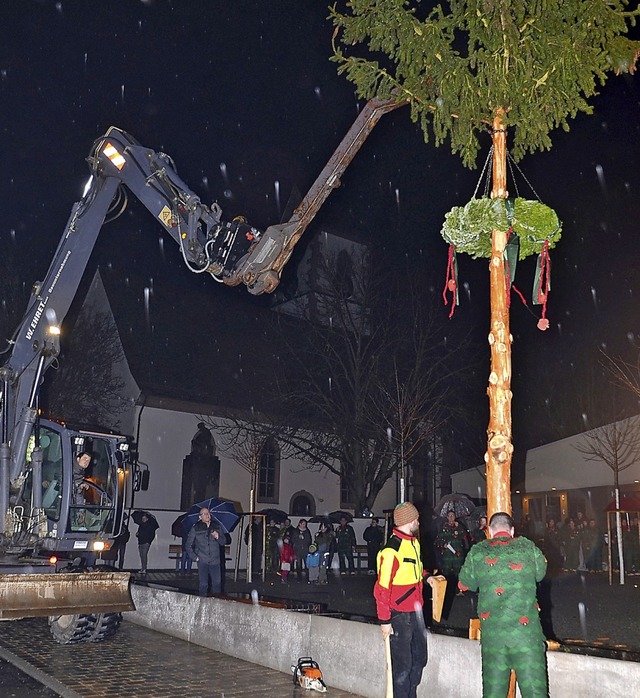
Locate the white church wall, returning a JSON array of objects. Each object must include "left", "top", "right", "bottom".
[{"left": 120, "top": 403, "right": 397, "bottom": 569}]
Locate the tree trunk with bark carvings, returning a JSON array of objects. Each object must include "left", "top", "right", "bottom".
[{"left": 485, "top": 111, "right": 513, "bottom": 519}]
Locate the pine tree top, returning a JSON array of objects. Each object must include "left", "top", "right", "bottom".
[{"left": 330, "top": 0, "right": 640, "bottom": 168}]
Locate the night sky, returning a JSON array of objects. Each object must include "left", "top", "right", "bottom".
[{"left": 2, "top": 1, "right": 640, "bottom": 459}]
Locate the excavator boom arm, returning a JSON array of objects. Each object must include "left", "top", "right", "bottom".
[{"left": 227, "top": 97, "right": 406, "bottom": 295}]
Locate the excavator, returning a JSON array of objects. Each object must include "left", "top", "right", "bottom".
[{"left": 0, "top": 97, "right": 404, "bottom": 643}]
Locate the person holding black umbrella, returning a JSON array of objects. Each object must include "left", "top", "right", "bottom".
[{"left": 187, "top": 507, "right": 223, "bottom": 596}]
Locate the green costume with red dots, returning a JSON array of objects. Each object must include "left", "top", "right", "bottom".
[{"left": 458, "top": 532, "right": 548, "bottom": 698}]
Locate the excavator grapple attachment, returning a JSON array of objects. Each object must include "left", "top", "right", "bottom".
[{"left": 0, "top": 571, "right": 134, "bottom": 620}]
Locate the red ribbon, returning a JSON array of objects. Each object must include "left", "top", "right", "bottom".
[
  {"left": 442, "top": 244, "right": 457, "bottom": 318},
  {"left": 537, "top": 240, "right": 551, "bottom": 331}
]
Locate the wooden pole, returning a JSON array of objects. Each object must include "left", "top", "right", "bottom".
[
  {"left": 486, "top": 109, "right": 517, "bottom": 698},
  {"left": 485, "top": 109, "right": 513, "bottom": 520}
]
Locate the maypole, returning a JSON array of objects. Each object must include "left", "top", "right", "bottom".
[
  {"left": 485, "top": 110, "right": 513, "bottom": 519},
  {"left": 488, "top": 114, "right": 518, "bottom": 697}
]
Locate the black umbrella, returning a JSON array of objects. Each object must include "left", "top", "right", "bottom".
[
  {"left": 328, "top": 510, "right": 353, "bottom": 524},
  {"left": 434, "top": 493, "right": 476, "bottom": 520},
  {"left": 308, "top": 515, "right": 332, "bottom": 525},
  {"left": 132, "top": 510, "right": 159, "bottom": 529},
  {"left": 257, "top": 508, "right": 289, "bottom": 525},
  {"left": 171, "top": 513, "right": 189, "bottom": 537}
]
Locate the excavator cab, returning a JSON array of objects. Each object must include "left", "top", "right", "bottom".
[
  {"left": 0, "top": 419, "right": 136, "bottom": 640},
  {"left": 11, "top": 420, "right": 133, "bottom": 559}
]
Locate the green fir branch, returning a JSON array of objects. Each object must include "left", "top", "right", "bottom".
[{"left": 330, "top": 0, "right": 640, "bottom": 168}]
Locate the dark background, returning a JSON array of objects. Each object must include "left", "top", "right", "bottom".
[{"left": 1, "top": 0, "right": 639, "bottom": 466}]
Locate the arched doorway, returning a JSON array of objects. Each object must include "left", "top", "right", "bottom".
[{"left": 289, "top": 490, "right": 316, "bottom": 517}]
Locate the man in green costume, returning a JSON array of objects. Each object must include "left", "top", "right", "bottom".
[{"left": 458, "top": 512, "right": 548, "bottom": 698}]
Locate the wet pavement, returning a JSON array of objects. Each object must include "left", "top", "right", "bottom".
[{"left": 0, "top": 615, "right": 360, "bottom": 698}]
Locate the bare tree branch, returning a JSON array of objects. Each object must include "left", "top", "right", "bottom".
[
  {"left": 42, "top": 311, "right": 128, "bottom": 430},
  {"left": 601, "top": 348, "right": 640, "bottom": 405},
  {"left": 573, "top": 385, "right": 640, "bottom": 584},
  {"left": 268, "top": 252, "right": 475, "bottom": 512},
  {"left": 575, "top": 416, "right": 640, "bottom": 476}
]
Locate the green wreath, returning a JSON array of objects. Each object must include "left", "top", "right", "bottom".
[{"left": 441, "top": 197, "right": 562, "bottom": 260}]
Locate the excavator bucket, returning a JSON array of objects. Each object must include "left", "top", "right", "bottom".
[{"left": 0, "top": 571, "right": 134, "bottom": 620}]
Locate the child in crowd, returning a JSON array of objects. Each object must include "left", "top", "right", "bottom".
[
  {"left": 306, "top": 543, "right": 321, "bottom": 584},
  {"left": 279, "top": 535, "right": 295, "bottom": 584}
]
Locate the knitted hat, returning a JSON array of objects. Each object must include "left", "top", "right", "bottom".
[
  {"left": 393, "top": 502, "right": 419, "bottom": 527},
  {"left": 309, "top": 544, "right": 317, "bottom": 552}
]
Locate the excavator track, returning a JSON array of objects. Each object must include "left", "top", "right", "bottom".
[
  {"left": 48, "top": 611, "right": 123, "bottom": 645},
  {"left": 87, "top": 611, "right": 123, "bottom": 642}
]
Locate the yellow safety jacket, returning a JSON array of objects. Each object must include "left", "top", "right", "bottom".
[{"left": 374, "top": 528, "right": 424, "bottom": 623}]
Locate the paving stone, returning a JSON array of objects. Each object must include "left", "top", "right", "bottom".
[{"left": 0, "top": 616, "right": 359, "bottom": 697}]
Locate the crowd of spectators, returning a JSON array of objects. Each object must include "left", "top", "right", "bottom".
[
  {"left": 539, "top": 513, "right": 640, "bottom": 574},
  {"left": 243, "top": 515, "right": 387, "bottom": 584}
]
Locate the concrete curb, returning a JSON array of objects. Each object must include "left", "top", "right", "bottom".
[{"left": 127, "top": 586, "right": 640, "bottom": 697}]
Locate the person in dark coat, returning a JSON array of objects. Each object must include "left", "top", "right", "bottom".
[
  {"left": 469, "top": 515, "right": 488, "bottom": 547},
  {"left": 244, "top": 515, "right": 264, "bottom": 577},
  {"left": 363, "top": 517, "right": 384, "bottom": 574},
  {"left": 336, "top": 517, "right": 357, "bottom": 575},
  {"left": 187, "top": 507, "right": 223, "bottom": 596},
  {"left": 279, "top": 518, "right": 296, "bottom": 541},
  {"left": 136, "top": 513, "right": 158, "bottom": 575},
  {"left": 561, "top": 518, "right": 581, "bottom": 571},
  {"left": 114, "top": 517, "right": 130, "bottom": 570},
  {"left": 582, "top": 518, "right": 603, "bottom": 572},
  {"left": 314, "top": 521, "right": 334, "bottom": 584},
  {"left": 291, "top": 519, "right": 312, "bottom": 581}
]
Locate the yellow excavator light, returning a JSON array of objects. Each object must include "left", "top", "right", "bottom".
[{"left": 103, "top": 142, "right": 126, "bottom": 170}]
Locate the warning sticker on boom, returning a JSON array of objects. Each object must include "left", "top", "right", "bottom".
[{"left": 158, "top": 206, "right": 174, "bottom": 227}]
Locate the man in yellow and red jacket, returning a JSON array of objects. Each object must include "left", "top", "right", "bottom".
[{"left": 374, "top": 502, "right": 436, "bottom": 698}]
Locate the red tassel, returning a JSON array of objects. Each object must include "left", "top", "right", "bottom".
[
  {"left": 442, "top": 244, "right": 457, "bottom": 318},
  {"left": 536, "top": 240, "right": 551, "bottom": 331}
]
